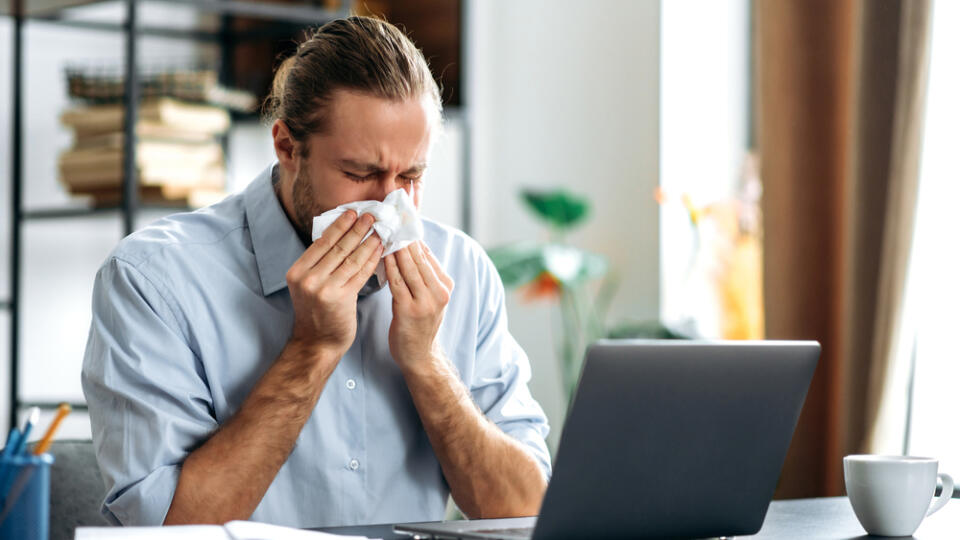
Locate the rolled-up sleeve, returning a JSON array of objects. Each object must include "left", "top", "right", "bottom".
[
  {"left": 81, "top": 257, "right": 218, "bottom": 525},
  {"left": 469, "top": 253, "right": 552, "bottom": 480}
]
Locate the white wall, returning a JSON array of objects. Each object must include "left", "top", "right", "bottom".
[{"left": 468, "top": 0, "right": 662, "bottom": 448}]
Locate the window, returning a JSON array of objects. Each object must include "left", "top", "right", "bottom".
[{"left": 902, "top": 0, "right": 960, "bottom": 471}]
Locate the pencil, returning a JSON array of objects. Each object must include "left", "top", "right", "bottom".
[{"left": 32, "top": 403, "right": 71, "bottom": 456}]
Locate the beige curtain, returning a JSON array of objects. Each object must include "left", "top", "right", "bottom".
[
  {"left": 855, "top": 1, "right": 933, "bottom": 456},
  {"left": 755, "top": 0, "right": 932, "bottom": 497}
]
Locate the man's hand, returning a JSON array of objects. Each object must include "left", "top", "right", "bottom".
[
  {"left": 384, "top": 242, "right": 454, "bottom": 369},
  {"left": 286, "top": 210, "right": 383, "bottom": 359}
]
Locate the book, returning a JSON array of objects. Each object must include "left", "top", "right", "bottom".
[
  {"left": 65, "top": 67, "right": 258, "bottom": 112},
  {"left": 76, "top": 185, "right": 226, "bottom": 209},
  {"left": 60, "top": 98, "right": 231, "bottom": 136},
  {"left": 59, "top": 140, "right": 224, "bottom": 171},
  {"left": 59, "top": 160, "right": 226, "bottom": 191},
  {"left": 70, "top": 130, "right": 214, "bottom": 150}
]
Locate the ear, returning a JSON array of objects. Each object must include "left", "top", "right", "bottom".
[{"left": 272, "top": 120, "right": 301, "bottom": 176}]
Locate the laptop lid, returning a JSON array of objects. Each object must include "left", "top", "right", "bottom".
[{"left": 531, "top": 340, "right": 819, "bottom": 539}]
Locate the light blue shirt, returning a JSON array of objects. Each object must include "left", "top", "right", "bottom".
[{"left": 81, "top": 164, "right": 551, "bottom": 528}]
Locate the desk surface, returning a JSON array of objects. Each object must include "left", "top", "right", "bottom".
[{"left": 316, "top": 497, "right": 960, "bottom": 539}]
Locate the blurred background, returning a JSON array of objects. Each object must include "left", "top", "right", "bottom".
[{"left": 0, "top": 0, "right": 956, "bottom": 500}]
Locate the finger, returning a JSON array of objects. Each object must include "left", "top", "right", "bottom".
[
  {"left": 346, "top": 241, "right": 384, "bottom": 291},
  {"left": 423, "top": 244, "right": 454, "bottom": 291},
  {"left": 313, "top": 213, "right": 376, "bottom": 276},
  {"left": 384, "top": 253, "right": 411, "bottom": 301},
  {"left": 395, "top": 246, "right": 429, "bottom": 299},
  {"left": 290, "top": 211, "right": 357, "bottom": 275},
  {"left": 332, "top": 233, "right": 382, "bottom": 287},
  {"left": 409, "top": 243, "right": 446, "bottom": 301}
]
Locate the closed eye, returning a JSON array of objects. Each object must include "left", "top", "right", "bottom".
[{"left": 344, "top": 171, "right": 376, "bottom": 182}]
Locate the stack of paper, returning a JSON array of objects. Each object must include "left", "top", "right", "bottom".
[
  {"left": 58, "top": 97, "right": 230, "bottom": 208},
  {"left": 75, "top": 520, "right": 381, "bottom": 540}
]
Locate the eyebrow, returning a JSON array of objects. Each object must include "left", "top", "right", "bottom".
[{"left": 339, "top": 159, "right": 427, "bottom": 176}]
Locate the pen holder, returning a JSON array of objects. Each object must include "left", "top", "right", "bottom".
[{"left": 0, "top": 452, "right": 54, "bottom": 540}]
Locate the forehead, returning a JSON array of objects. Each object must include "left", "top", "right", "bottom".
[{"left": 308, "top": 89, "right": 436, "bottom": 165}]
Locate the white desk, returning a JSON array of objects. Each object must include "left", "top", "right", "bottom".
[{"left": 316, "top": 497, "right": 960, "bottom": 539}]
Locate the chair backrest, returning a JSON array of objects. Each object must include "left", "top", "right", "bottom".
[{"left": 47, "top": 439, "right": 109, "bottom": 540}]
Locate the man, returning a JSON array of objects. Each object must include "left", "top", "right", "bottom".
[{"left": 82, "top": 16, "right": 550, "bottom": 528}]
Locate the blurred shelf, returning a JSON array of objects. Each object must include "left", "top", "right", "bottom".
[
  {"left": 18, "top": 401, "right": 88, "bottom": 412},
  {"left": 28, "top": 16, "right": 226, "bottom": 40},
  {"left": 23, "top": 203, "right": 193, "bottom": 220},
  {"left": 0, "top": 301, "right": 10, "bottom": 310},
  {"left": 3, "top": 0, "right": 346, "bottom": 25}
]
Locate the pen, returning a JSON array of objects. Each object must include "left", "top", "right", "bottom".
[
  {"left": 0, "top": 428, "right": 19, "bottom": 459},
  {"left": 0, "top": 429, "right": 21, "bottom": 494},
  {"left": 32, "top": 403, "right": 71, "bottom": 456},
  {"left": 13, "top": 407, "right": 39, "bottom": 456}
]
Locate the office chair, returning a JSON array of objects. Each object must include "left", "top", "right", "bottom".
[{"left": 47, "top": 439, "right": 109, "bottom": 540}]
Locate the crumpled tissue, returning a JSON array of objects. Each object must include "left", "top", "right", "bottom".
[{"left": 311, "top": 188, "right": 424, "bottom": 286}]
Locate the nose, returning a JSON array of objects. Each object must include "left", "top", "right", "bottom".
[{"left": 366, "top": 175, "right": 410, "bottom": 202}]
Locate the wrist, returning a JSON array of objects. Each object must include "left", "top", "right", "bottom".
[
  {"left": 282, "top": 338, "right": 341, "bottom": 380},
  {"left": 399, "top": 348, "right": 449, "bottom": 382}
]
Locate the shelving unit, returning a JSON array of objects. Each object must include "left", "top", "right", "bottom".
[{"left": 3, "top": 0, "right": 470, "bottom": 432}]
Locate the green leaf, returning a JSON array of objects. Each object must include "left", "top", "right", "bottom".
[
  {"left": 485, "top": 242, "right": 547, "bottom": 287},
  {"left": 486, "top": 242, "right": 608, "bottom": 289},
  {"left": 521, "top": 189, "right": 590, "bottom": 229}
]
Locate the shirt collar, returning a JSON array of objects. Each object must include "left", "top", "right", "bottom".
[{"left": 244, "top": 162, "right": 305, "bottom": 296}]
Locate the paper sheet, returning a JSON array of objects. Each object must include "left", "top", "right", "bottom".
[
  {"left": 75, "top": 521, "right": 379, "bottom": 540},
  {"left": 75, "top": 525, "right": 230, "bottom": 540},
  {"left": 225, "top": 520, "right": 376, "bottom": 540}
]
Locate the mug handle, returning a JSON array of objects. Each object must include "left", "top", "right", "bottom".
[{"left": 927, "top": 473, "right": 954, "bottom": 517}]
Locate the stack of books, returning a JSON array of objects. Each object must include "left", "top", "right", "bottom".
[{"left": 58, "top": 97, "right": 231, "bottom": 208}]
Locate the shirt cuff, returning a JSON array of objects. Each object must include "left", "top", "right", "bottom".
[{"left": 103, "top": 464, "right": 181, "bottom": 526}]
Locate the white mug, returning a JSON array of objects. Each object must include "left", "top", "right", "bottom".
[{"left": 844, "top": 455, "right": 954, "bottom": 537}]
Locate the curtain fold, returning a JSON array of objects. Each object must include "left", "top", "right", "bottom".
[
  {"left": 861, "top": 0, "right": 933, "bottom": 455},
  {"left": 754, "top": 0, "right": 932, "bottom": 497}
]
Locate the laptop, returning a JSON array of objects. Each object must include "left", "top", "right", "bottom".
[{"left": 395, "top": 340, "right": 820, "bottom": 539}]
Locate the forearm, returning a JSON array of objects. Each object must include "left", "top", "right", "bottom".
[
  {"left": 401, "top": 354, "right": 547, "bottom": 519},
  {"left": 164, "top": 341, "right": 337, "bottom": 524}
]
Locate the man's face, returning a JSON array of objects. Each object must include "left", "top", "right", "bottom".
[{"left": 287, "top": 89, "right": 436, "bottom": 240}]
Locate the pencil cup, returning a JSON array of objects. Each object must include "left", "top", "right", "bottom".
[{"left": 0, "top": 452, "right": 54, "bottom": 540}]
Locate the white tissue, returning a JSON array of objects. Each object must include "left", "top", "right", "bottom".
[{"left": 311, "top": 188, "right": 424, "bottom": 286}]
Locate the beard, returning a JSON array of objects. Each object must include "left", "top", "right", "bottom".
[{"left": 290, "top": 162, "right": 325, "bottom": 245}]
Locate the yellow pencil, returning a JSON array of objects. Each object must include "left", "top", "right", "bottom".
[{"left": 32, "top": 403, "right": 71, "bottom": 455}]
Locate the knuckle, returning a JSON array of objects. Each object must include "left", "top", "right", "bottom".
[
  {"left": 301, "top": 274, "right": 322, "bottom": 293},
  {"left": 328, "top": 242, "right": 348, "bottom": 259},
  {"left": 285, "top": 267, "right": 301, "bottom": 285},
  {"left": 340, "top": 257, "right": 360, "bottom": 274},
  {"left": 315, "top": 283, "right": 336, "bottom": 300}
]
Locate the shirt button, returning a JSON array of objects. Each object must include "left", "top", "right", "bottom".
[
  {"left": 346, "top": 379, "right": 357, "bottom": 390},
  {"left": 349, "top": 459, "right": 360, "bottom": 471}
]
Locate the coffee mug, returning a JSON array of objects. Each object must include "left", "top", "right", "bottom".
[{"left": 844, "top": 455, "right": 954, "bottom": 536}]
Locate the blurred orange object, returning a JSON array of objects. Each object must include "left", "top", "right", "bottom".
[{"left": 521, "top": 271, "right": 562, "bottom": 302}]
